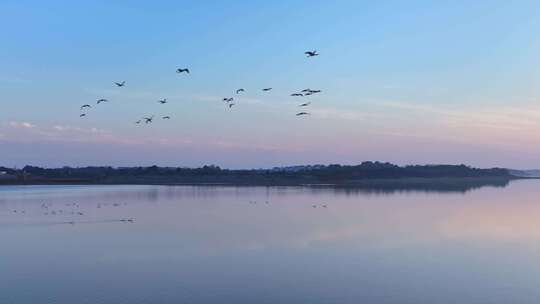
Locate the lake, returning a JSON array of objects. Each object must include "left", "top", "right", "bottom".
[{"left": 1, "top": 180, "right": 540, "bottom": 303}]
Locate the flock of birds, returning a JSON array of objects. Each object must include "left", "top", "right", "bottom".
[
  {"left": 8, "top": 201, "right": 134, "bottom": 225},
  {"left": 79, "top": 50, "right": 321, "bottom": 121},
  {"left": 6, "top": 196, "right": 329, "bottom": 226}
]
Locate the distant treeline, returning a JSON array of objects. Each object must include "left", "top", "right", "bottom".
[{"left": 0, "top": 162, "right": 513, "bottom": 185}]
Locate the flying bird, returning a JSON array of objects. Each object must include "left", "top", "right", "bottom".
[
  {"left": 176, "top": 68, "right": 190, "bottom": 74},
  {"left": 305, "top": 50, "right": 319, "bottom": 57},
  {"left": 135, "top": 120, "right": 141, "bottom": 124},
  {"left": 97, "top": 98, "right": 108, "bottom": 104},
  {"left": 228, "top": 103, "right": 235, "bottom": 108},
  {"left": 304, "top": 90, "right": 321, "bottom": 96},
  {"left": 301, "top": 89, "right": 312, "bottom": 92},
  {"left": 80, "top": 113, "right": 87, "bottom": 118},
  {"left": 162, "top": 116, "right": 171, "bottom": 119},
  {"left": 296, "top": 112, "right": 310, "bottom": 116},
  {"left": 299, "top": 102, "right": 311, "bottom": 107},
  {"left": 236, "top": 88, "right": 245, "bottom": 94},
  {"left": 114, "top": 81, "right": 125, "bottom": 87},
  {"left": 262, "top": 88, "right": 272, "bottom": 92},
  {"left": 158, "top": 99, "right": 167, "bottom": 104},
  {"left": 223, "top": 97, "right": 234, "bottom": 103},
  {"left": 143, "top": 116, "right": 154, "bottom": 124},
  {"left": 291, "top": 93, "right": 303, "bottom": 97},
  {"left": 80, "top": 104, "right": 91, "bottom": 110}
]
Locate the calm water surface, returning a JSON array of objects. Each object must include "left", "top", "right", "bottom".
[{"left": 1, "top": 181, "right": 540, "bottom": 303}]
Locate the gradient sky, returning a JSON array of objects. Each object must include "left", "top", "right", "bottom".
[{"left": 1, "top": 0, "right": 540, "bottom": 169}]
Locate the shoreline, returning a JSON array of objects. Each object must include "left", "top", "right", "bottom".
[{"left": 0, "top": 176, "right": 525, "bottom": 187}]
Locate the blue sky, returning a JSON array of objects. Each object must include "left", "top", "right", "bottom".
[{"left": 1, "top": 1, "right": 540, "bottom": 168}]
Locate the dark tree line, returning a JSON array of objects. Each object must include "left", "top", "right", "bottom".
[{"left": 5, "top": 162, "right": 511, "bottom": 185}]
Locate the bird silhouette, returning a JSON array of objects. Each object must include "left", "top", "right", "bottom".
[
  {"left": 236, "top": 88, "right": 245, "bottom": 94},
  {"left": 304, "top": 90, "right": 321, "bottom": 96},
  {"left": 158, "top": 99, "right": 167, "bottom": 104},
  {"left": 291, "top": 93, "right": 303, "bottom": 97},
  {"left": 296, "top": 112, "right": 310, "bottom": 116},
  {"left": 223, "top": 97, "right": 234, "bottom": 103},
  {"left": 228, "top": 103, "right": 235, "bottom": 108},
  {"left": 162, "top": 116, "right": 171, "bottom": 119},
  {"left": 80, "top": 104, "right": 91, "bottom": 110},
  {"left": 135, "top": 120, "right": 141, "bottom": 124},
  {"left": 176, "top": 68, "right": 190, "bottom": 74},
  {"left": 305, "top": 50, "right": 319, "bottom": 57},
  {"left": 143, "top": 116, "right": 154, "bottom": 124},
  {"left": 299, "top": 102, "right": 311, "bottom": 107},
  {"left": 114, "top": 81, "right": 125, "bottom": 87},
  {"left": 301, "top": 89, "right": 311, "bottom": 92},
  {"left": 97, "top": 98, "right": 108, "bottom": 104},
  {"left": 80, "top": 113, "right": 87, "bottom": 118},
  {"left": 262, "top": 88, "right": 272, "bottom": 92}
]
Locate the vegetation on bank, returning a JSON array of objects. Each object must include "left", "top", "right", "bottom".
[{"left": 0, "top": 162, "right": 513, "bottom": 185}]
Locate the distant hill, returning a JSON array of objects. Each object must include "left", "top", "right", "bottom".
[
  {"left": 0, "top": 162, "right": 514, "bottom": 186},
  {"left": 509, "top": 169, "right": 540, "bottom": 178}
]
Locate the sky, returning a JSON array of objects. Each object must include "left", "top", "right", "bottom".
[{"left": 1, "top": 0, "right": 540, "bottom": 169}]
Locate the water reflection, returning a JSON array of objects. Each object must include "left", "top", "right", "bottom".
[
  {"left": 0, "top": 180, "right": 539, "bottom": 304},
  {"left": 307, "top": 177, "right": 512, "bottom": 195}
]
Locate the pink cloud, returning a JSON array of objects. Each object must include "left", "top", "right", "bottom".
[{"left": 7, "top": 121, "right": 35, "bottom": 129}]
